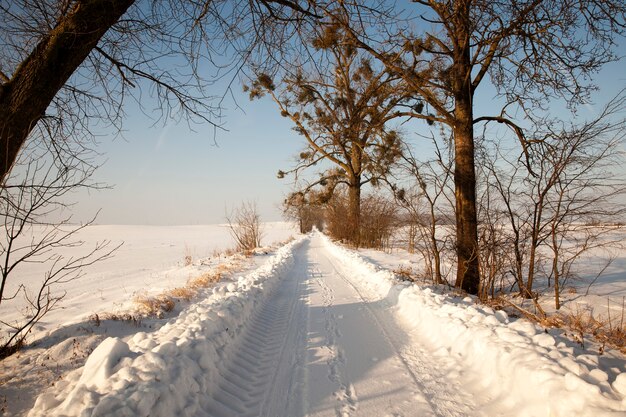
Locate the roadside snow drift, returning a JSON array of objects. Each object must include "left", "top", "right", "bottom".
[
  {"left": 321, "top": 233, "right": 626, "bottom": 417},
  {"left": 28, "top": 236, "right": 305, "bottom": 417}
]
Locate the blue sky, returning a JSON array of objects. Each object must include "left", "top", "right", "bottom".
[
  {"left": 72, "top": 84, "right": 305, "bottom": 225},
  {"left": 69, "top": 39, "right": 626, "bottom": 226}
]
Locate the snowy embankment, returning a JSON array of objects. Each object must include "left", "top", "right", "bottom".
[
  {"left": 28, "top": 236, "right": 306, "bottom": 417},
  {"left": 322, "top": 234, "right": 626, "bottom": 417}
]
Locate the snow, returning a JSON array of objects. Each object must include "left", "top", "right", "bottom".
[
  {"left": 1, "top": 222, "right": 297, "bottom": 344},
  {"left": 323, "top": 233, "right": 626, "bottom": 416},
  {"left": 2, "top": 227, "right": 626, "bottom": 416},
  {"left": 28, "top": 236, "right": 305, "bottom": 416}
]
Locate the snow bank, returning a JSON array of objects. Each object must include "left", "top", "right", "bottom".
[
  {"left": 28, "top": 236, "right": 305, "bottom": 417},
  {"left": 321, "top": 233, "right": 626, "bottom": 417}
]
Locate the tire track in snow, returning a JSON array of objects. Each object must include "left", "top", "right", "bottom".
[
  {"left": 306, "top": 239, "right": 435, "bottom": 417},
  {"left": 203, "top": 248, "right": 308, "bottom": 417},
  {"left": 203, "top": 235, "right": 474, "bottom": 417},
  {"left": 322, "top": 245, "right": 476, "bottom": 417},
  {"left": 312, "top": 265, "right": 358, "bottom": 417}
]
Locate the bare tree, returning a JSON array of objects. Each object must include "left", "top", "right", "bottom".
[
  {"left": 0, "top": 144, "right": 119, "bottom": 358},
  {"left": 395, "top": 136, "right": 455, "bottom": 285},
  {"left": 476, "top": 154, "right": 518, "bottom": 300},
  {"left": 479, "top": 92, "right": 626, "bottom": 306},
  {"left": 0, "top": 0, "right": 322, "bottom": 184},
  {"left": 226, "top": 201, "right": 263, "bottom": 252},
  {"left": 330, "top": 0, "right": 626, "bottom": 294},
  {"left": 359, "top": 193, "right": 398, "bottom": 250},
  {"left": 0, "top": 1, "right": 321, "bottom": 357},
  {"left": 247, "top": 20, "right": 405, "bottom": 246},
  {"left": 538, "top": 100, "right": 626, "bottom": 308}
]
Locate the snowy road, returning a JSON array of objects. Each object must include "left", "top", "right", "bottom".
[
  {"left": 203, "top": 234, "right": 474, "bottom": 417},
  {"left": 28, "top": 232, "right": 626, "bottom": 417}
]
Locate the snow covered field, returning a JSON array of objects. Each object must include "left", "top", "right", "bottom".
[
  {"left": 0, "top": 222, "right": 297, "bottom": 415},
  {"left": 1, "top": 222, "right": 297, "bottom": 344},
  {"left": 2, "top": 224, "right": 626, "bottom": 416}
]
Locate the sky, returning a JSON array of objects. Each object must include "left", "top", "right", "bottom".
[
  {"left": 67, "top": 35, "right": 626, "bottom": 226},
  {"left": 71, "top": 84, "right": 306, "bottom": 225}
]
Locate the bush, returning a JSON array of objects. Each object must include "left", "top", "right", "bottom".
[{"left": 226, "top": 201, "right": 263, "bottom": 251}]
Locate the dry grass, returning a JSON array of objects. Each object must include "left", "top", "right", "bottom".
[
  {"left": 597, "top": 298, "right": 626, "bottom": 353},
  {"left": 495, "top": 297, "right": 626, "bottom": 354},
  {"left": 213, "top": 247, "right": 238, "bottom": 258},
  {"left": 188, "top": 270, "right": 222, "bottom": 289},
  {"left": 134, "top": 295, "right": 176, "bottom": 317},
  {"left": 554, "top": 308, "right": 625, "bottom": 354},
  {"left": 183, "top": 245, "right": 193, "bottom": 266},
  {"left": 392, "top": 265, "right": 437, "bottom": 284},
  {"left": 281, "top": 236, "right": 296, "bottom": 245},
  {"left": 128, "top": 260, "right": 242, "bottom": 318},
  {"left": 88, "top": 247, "right": 253, "bottom": 327},
  {"left": 167, "top": 287, "right": 195, "bottom": 301},
  {"left": 89, "top": 262, "right": 241, "bottom": 326},
  {"left": 89, "top": 312, "right": 142, "bottom": 327},
  {"left": 546, "top": 304, "right": 626, "bottom": 353},
  {"left": 393, "top": 265, "right": 417, "bottom": 282},
  {"left": 599, "top": 326, "right": 626, "bottom": 354}
]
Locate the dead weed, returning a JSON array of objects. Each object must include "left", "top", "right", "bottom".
[{"left": 496, "top": 297, "right": 626, "bottom": 354}]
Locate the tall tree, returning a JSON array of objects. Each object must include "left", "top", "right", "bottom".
[
  {"left": 333, "top": 0, "right": 625, "bottom": 294},
  {"left": 0, "top": 0, "right": 320, "bottom": 184},
  {"left": 248, "top": 21, "right": 405, "bottom": 246}
]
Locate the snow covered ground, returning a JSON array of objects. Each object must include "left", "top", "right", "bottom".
[
  {"left": 1, "top": 222, "right": 297, "bottom": 344},
  {"left": 2, "top": 225, "right": 626, "bottom": 416},
  {"left": 0, "top": 222, "right": 297, "bottom": 415}
]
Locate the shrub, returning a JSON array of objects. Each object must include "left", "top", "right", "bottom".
[{"left": 226, "top": 201, "right": 263, "bottom": 251}]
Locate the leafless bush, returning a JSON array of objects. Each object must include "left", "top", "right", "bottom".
[
  {"left": 393, "top": 265, "right": 418, "bottom": 282},
  {"left": 395, "top": 138, "right": 455, "bottom": 285},
  {"left": 226, "top": 201, "right": 263, "bottom": 252},
  {"left": 283, "top": 191, "right": 325, "bottom": 233},
  {"left": 359, "top": 194, "right": 398, "bottom": 251},
  {"left": 324, "top": 191, "right": 353, "bottom": 243},
  {"left": 476, "top": 172, "right": 518, "bottom": 300},
  {"left": 324, "top": 190, "right": 397, "bottom": 250},
  {"left": 477, "top": 91, "right": 626, "bottom": 305}
]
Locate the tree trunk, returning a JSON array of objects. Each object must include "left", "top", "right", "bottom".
[
  {"left": 553, "top": 250, "right": 561, "bottom": 310},
  {"left": 524, "top": 198, "right": 545, "bottom": 299},
  {"left": 433, "top": 243, "right": 442, "bottom": 285},
  {"left": 0, "top": 0, "right": 135, "bottom": 184},
  {"left": 453, "top": 118, "right": 480, "bottom": 294},
  {"left": 452, "top": 3, "right": 480, "bottom": 295},
  {"left": 525, "top": 238, "right": 538, "bottom": 298},
  {"left": 347, "top": 178, "right": 361, "bottom": 247},
  {"left": 429, "top": 205, "right": 442, "bottom": 285}
]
